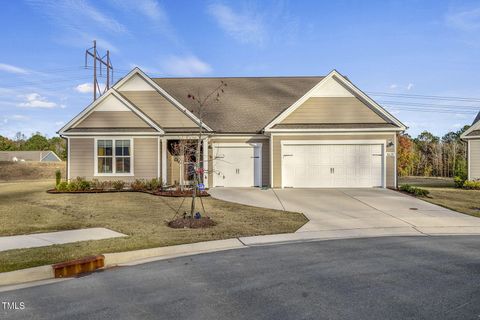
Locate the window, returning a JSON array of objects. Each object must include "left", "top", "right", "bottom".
[
  {"left": 96, "top": 139, "right": 132, "bottom": 175},
  {"left": 97, "top": 140, "right": 113, "bottom": 173},
  {"left": 115, "top": 140, "right": 131, "bottom": 173}
]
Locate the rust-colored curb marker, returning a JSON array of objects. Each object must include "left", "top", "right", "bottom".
[{"left": 52, "top": 255, "right": 105, "bottom": 278}]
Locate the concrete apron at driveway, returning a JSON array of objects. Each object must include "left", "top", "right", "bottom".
[{"left": 209, "top": 188, "right": 480, "bottom": 234}]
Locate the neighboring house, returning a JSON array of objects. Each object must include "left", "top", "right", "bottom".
[
  {"left": 59, "top": 68, "right": 406, "bottom": 188},
  {"left": 0, "top": 151, "right": 62, "bottom": 162},
  {"left": 460, "top": 111, "right": 480, "bottom": 180}
]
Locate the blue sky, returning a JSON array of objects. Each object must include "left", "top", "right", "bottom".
[{"left": 1, "top": 0, "right": 480, "bottom": 138}]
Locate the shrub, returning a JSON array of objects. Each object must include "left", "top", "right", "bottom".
[
  {"left": 56, "top": 181, "right": 68, "bottom": 191},
  {"left": 454, "top": 175, "right": 466, "bottom": 189},
  {"left": 67, "top": 180, "right": 80, "bottom": 192},
  {"left": 112, "top": 180, "right": 125, "bottom": 190},
  {"left": 73, "top": 177, "right": 91, "bottom": 191},
  {"left": 399, "top": 184, "right": 412, "bottom": 193},
  {"left": 55, "top": 170, "right": 61, "bottom": 186},
  {"left": 462, "top": 180, "right": 480, "bottom": 190},
  {"left": 130, "top": 179, "right": 146, "bottom": 191},
  {"left": 411, "top": 187, "right": 429, "bottom": 197},
  {"left": 146, "top": 178, "right": 160, "bottom": 191},
  {"left": 399, "top": 184, "right": 429, "bottom": 197}
]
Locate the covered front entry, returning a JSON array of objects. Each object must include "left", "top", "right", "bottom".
[
  {"left": 213, "top": 143, "right": 262, "bottom": 187},
  {"left": 281, "top": 142, "right": 384, "bottom": 188}
]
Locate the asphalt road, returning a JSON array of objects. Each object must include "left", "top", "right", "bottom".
[{"left": 1, "top": 236, "right": 480, "bottom": 320}]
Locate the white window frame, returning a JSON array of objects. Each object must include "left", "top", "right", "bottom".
[{"left": 94, "top": 137, "right": 134, "bottom": 176}]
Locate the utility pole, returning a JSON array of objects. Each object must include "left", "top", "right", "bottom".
[{"left": 85, "top": 40, "right": 113, "bottom": 101}]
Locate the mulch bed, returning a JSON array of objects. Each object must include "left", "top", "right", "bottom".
[
  {"left": 47, "top": 189, "right": 210, "bottom": 197},
  {"left": 152, "top": 190, "right": 210, "bottom": 197},
  {"left": 167, "top": 217, "right": 216, "bottom": 229}
]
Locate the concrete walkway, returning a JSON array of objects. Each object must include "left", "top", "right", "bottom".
[
  {"left": 210, "top": 188, "right": 480, "bottom": 235},
  {"left": 0, "top": 228, "right": 126, "bottom": 252}
]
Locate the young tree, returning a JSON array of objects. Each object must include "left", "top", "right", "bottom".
[
  {"left": 185, "top": 81, "right": 227, "bottom": 217},
  {"left": 397, "top": 134, "right": 414, "bottom": 176}
]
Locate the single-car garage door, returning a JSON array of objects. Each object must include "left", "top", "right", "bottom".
[
  {"left": 213, "top": 143, "right": 262, "bottom": 187},
  {"left": 282, "top": 143, "right": 384, "bottom": 188}
]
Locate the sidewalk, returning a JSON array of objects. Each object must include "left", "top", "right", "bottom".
[{"left": 0, "top": 228, "right": 126, "bottom": 252}]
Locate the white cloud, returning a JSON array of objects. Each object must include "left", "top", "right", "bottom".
[
  {"left": 18, "top": 93, "right": 60, "bottom": 109},
  {"left": 389, "top": 84, "right": 398, "bottom": 89},
  {"left": 406, "top": 83, "right": 414, "bottom": 91},
  {"left": 2, "top": 114, "right": 30, "bottom": 124},
  {"left": 207, "top": 3, "right": 266, "bottom": 45},
  {"left": 75, "top": 83, "right": 94, "bottom": 94},
  {"left": 162, "top": 55, "right": 212, "bottom": 76},
  {"left": 446, "top": 7, "right": 480, "bottom": 31},
  {"left": 0, "top": 63, "right": 30, "bottom": 75},
  {"left": 452, "top": 123, "right": 464, "bottom": 128},
  {"left": 75, "top": 82, "right": 106, "bottom": 94},
  {"left": 112, "top": 0, "right": 166, "bottom": 22},
  {"left": 28, "top": 0, "right": 127, "bottom": 34},
  {"left": 55, "top": 121, "right": 65, "bottom": 126}
]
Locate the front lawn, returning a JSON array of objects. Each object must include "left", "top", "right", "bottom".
[
  {"left": 399, "top": 176, "right": 480, "bottom": 218},
  {"left": 0, "top": 180, "right": 307, "bottom": 272}
]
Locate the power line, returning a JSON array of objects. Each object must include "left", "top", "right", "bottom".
[
  {"left": 378, "top": 100, "right": 479, "bottom": 110},
  {"left": 368, "top": 91, "right": 480, "bottom": 103},
  {"left": 385, "top": 106, "right": 477, "bottom": 114}
]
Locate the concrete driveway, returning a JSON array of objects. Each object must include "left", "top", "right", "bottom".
[{"left": 209, "top": 188, "right": 480, "bottom": 233}]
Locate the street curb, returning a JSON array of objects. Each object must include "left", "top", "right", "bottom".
[
  {"left": 2, "top": 228, "right": 480, "bottom": 290},
  {"left": 0, "top": 238, "right": 246, "bottom": 289},
  {"left": 103, "top": 238, "right": 245, "bottom": 267},
  {"left": 0, "top": 265, "right": 54, "bottom": 287}
]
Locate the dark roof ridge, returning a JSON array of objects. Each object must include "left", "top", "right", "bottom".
[{"left": 151, "top": 75, "right": 325, "bottom": 80}]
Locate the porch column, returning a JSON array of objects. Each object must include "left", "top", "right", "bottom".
[
  {"left": 203, "top": 138, "right": 209, "bottom": 188},
  {"left": 161, "top": 138, "right": 167, "bottom": 185}
]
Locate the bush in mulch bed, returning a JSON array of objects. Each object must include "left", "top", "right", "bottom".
[
  {"left": 167, "top": 216, "right": 216, "bottom": 229},
  {"left": 47, "top": 176, "right": 210, "bottom": 197},
  {"left": 152, "top": 190, "right": 210, "bottom": 197}
]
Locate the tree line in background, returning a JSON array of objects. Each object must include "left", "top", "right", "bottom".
[
  {"left": 397, "top": 125, "right": 469, "bottom": 179},
  {"left": 0, "top": 132, "right": 66, "bottom": 160}
]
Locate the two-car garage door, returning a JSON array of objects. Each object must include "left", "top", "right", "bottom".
[{"left": 282, "top": 143, "right": 384, "bottom": 188}]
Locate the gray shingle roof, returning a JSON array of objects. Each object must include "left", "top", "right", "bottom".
[
  {"left": 152, "top": 77, "right": 324, "bottom": 133},
  {"left": 473, "top": 111, "right": 480, "bottom": 126}
]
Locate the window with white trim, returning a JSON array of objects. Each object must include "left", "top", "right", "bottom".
[
  {"left": 115, "top": 140, "right": 131, "bottom": 173},
  {"left": 96, "top": 139, "right": 131, "bottom": 175}
]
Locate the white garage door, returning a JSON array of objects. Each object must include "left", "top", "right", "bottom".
[
  {"left": 282, "top": 144, "right": 384, "bottom": 188},
  {"left": 213, "top": 144, "right": 262, "bottom": 187}
]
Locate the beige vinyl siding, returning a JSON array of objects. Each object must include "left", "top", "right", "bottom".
[
  {"left": 133, "top": 138, "right": 158, "bottom": 179},
  {"left": 280, "top": 97, "right": 388, "bottom": 124},
  {"left": 121, "top": 91, "right": 198, "bottom": 128},
  {"left": 208, "top": 138, "right": 270, "bottom": 187},
  {"left": 69, "top": 137, "right": 159, "bottom": 181},
  {"left": 70, "top": 138, "right": 94, "bottom": 178},
  {"left": 470, "top": 139, "right": 480, "bottom": 180},
  {"left": 272, "top": 134, "right": 396, "bottom": 188},
  {"left": 74, "top": 111, "right": 150, "bottom": 128}
]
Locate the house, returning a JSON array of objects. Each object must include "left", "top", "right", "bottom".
[
  {"left": 59, "top": 68, "right": 406, "bottom": 188},
  {"left": 460, "top": 111, "right": 480, "bottom": 180},
  {"left": 0, "top": 150, "right": 62, "bottom": 162}
]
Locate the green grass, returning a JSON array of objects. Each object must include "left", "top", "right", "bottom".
[
  {"left": 0, "top": 181, "right": 307, "bottom": 272},
  {"left": 399, "top": 176, "right": 480, "bottom": 218},
  {"left": 398, "top": 176, "right": 454, "bottom": 188}
]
